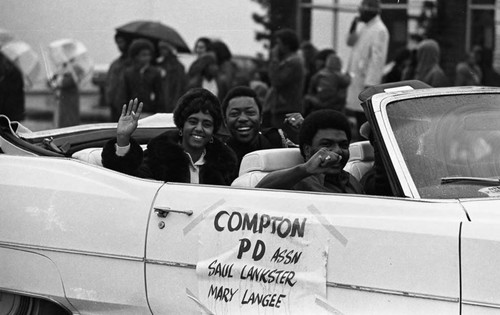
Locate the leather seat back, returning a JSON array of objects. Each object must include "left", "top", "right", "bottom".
[{"left": 231, "top": 141, "right": 375, "bottom": 188}]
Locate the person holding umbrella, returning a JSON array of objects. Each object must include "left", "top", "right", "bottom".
[
  {"left": 116, "top": 38, "right": 164, "bottom": 116},
  {"left": 101, "top": 88, "right": 238, "bottom": 185}
]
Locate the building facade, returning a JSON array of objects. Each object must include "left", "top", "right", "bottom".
[{"left": 301, "top": 0, "right": 499, "bottom": 83}]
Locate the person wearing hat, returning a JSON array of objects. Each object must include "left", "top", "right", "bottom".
[
  {"left": 116, "top": 38, "right": 164, "bottom": 116},
  {"left": 256, "top": 109, "right": 364, "bottom": 194},
  {"left": 345, "top": 0, "right": 389, "bottom": 140},
  {"left": 102, "top": 88, "right": 238, "bottom": 185}
]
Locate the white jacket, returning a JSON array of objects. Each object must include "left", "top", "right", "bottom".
[{"left": 345, "top": 15, "right": 389, "bottom": 112}]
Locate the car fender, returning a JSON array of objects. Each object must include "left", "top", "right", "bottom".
[{"left": 0, "top": 246, "right": 72, "bottom": 310}]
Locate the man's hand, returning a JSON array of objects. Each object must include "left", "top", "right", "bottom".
[
  {"left": 117, "top": 98, "right": 143, "bottom": 147},
  {"left": 284, "top": 112, "right": 304, "bottom": 129},
  {"left": 304, "top": 148, "right": 342, "bottom": 175}
]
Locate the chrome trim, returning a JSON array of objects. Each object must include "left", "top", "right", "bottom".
[
  {"left": 462, "top": 300, "right": 500, "bottom": 309},
  {"left": 327, "top": 282, "right": 459, "bottom": 303},
  {"left": 0, "top": 241, "right": 144, "bottom": 262},
  {"left": 154, "top": 207, "right": 194, "bottom": 217},
  {"left": 145, "top": 259, "right": 196, "bottom": 269}
]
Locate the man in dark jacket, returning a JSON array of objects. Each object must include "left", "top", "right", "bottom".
[{"left": 222, "top": 86, "right": 289, "bottom": 167}]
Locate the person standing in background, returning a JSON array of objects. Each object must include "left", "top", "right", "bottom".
[
  {"left": 212, "top": 40, "right": 237, "bottom": 88},
  {"left": 49, "top": 61, "right": 84, "bottom": 128},
  {"left": 105, "top": 32, "right": 131, "bottom": 121},
  {"left": 345, "top": 0, "right": 389, "bottom": 139},
  {"left": 187, "top": 53, "right": 229, "bottom": 102},
  {"left": 188, "top": 37, "right": 213, "bottom": 79},
  {"left": 299, "top": 41, "right": 318, "bottom": 94},
  {"left": 265, "top": 28, "right": 304, "bottom": 143},
  {"left": 414, "top": 39, "right": 450, "bottom": 87},
  {"left": 303, "top": 53, "right": 351, "bottom": 116},
  {"left": 156, "top": 40, "right": 187, "bottom": 112},
  {"left": 0, "top": 52, "right": 25, "bottom": 122},
  {"left": 455, "top": 47, "right": 482, "bottom": 86},
  {"left": 117, "top": 38, "right": 164, "bottom": 116}
]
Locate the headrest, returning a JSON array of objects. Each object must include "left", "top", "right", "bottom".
[
  {"left": 348, "top": 141, "right": 374, "bottom": 161},
  {"left": 238, "top": 148, "right": 303, "bottom": 176}
]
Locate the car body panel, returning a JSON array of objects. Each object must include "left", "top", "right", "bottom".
[
  {"left": 3, "top": 84, "right": 500, "bottom": 313},
  {"left": 458, "top": 199, "right": 500, "bottom": 313},
  {"left": 0, "top": 154, "right": 163, "bottom": 313},
  {"left": 0, "top": 247, "right": 71, "bottom": 309},
  {"left": 145, "top": 183, "right": 465, "bottom": 314}
]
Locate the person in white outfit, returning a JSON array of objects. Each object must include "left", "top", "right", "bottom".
[{"left": 345, "top": 0, "right": 389, "bottom": 139}]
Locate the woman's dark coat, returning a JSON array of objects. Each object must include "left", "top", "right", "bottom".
[{"left": 102, "top": 129, "right": 238, "bottom": 185}]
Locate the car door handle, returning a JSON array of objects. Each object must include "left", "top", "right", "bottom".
[{"left": 154, "top": 207, "right": 193, "bottom": 218}]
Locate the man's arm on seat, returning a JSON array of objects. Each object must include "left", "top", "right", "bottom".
[
  {"left": 256, "top": 148, "right": 341, "bottom": 190},
  {"left": 255, "top": 164, "right": 310, "bottom": 190}
]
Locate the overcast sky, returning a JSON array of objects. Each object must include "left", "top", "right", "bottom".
[{"left": 0, "top": 0, "right": 267, "bottom": 66}]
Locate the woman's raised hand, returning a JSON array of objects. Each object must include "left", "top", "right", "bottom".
[{"left": 116, "top": 99, "right": 143, "bottom": 146}]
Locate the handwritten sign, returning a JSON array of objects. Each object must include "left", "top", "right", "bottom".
[{"left": 197, "top": 207, "right": 328, "bottom": 314}]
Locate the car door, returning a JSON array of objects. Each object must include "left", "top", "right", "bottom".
[
  {"left": 459, "top": 199, "right": 500, "bottom": 314},
  {"left": 145, "top": 183, "right": 466, "bottom": 314}
]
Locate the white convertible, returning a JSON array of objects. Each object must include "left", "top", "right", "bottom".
[{"left": 1, "top": 81, "right": 499, "bottom": 314}]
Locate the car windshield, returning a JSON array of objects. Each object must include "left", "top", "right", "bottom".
[{"left": 387, "top": 93, "right": 500, "bottom": 199}]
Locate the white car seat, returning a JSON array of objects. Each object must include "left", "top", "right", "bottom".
[
  {"left": 72, "top": 147, "right": 104, "bottom": 166},
  {"left": 231, "top": 141, "right": 374, "bottom": 188},
  {"left": 72, "top": 144, "right": 148, "bottom": 166}
]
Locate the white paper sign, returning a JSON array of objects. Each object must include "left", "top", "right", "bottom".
[{"left": 197, "top": 206, "right": 328, "bottom": 314}]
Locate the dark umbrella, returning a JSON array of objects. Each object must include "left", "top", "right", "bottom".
[{"left": 116, "top": 20, "right": 190, "bottom": 53}]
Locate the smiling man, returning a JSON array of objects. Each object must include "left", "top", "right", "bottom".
[
  {"left": 256, "top": 109, "right": 364, "bottom": 194},
  {"left": 222, "top": 86, "right": 290, "bottom": 167}
]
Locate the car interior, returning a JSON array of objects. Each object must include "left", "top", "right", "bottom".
[{"left": 0, "top": 114, "right": 376, "bottom": 188}]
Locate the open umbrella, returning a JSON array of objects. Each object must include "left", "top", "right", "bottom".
[
  {"left": 46, "top": 38, "right": 93, "bottom": 84},
  {"left": 0, "top": 40, "right": 42, "bottom": 87},
  {"left": 116, "top": 20, "right": 190, "bottom": 53}
]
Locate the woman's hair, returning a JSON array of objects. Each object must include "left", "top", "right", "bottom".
[
  {"left": 212, "top": 41, "right": 232, "bottom": 64},
  {"left": 194, "top": 37, "right": 213, "bottom": 52},
  {"left": 299, "top": 109, "right": 351, "bottom": 156},
  {"left": 173, "top": 88, "right": 223, "bottom": 133},
  {"left": 221, "top": 86, "right": 262, "bottom": 115},
  {"left": 128, "top": 38, "right": 155, "bottom": 59}
]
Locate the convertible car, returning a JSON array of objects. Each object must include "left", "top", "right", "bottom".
[{"left": 2, "top": 81, "right": 500, "bottom": 314}]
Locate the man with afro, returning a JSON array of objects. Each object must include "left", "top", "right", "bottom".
[{"left": 256, "top": 109, "right": 364, "bottom": 194}]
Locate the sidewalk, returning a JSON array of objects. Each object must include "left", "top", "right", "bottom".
[{"left": 24, "top": 90, "right": 111, "bottom": 131}]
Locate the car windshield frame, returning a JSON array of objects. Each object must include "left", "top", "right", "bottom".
[{"left": 374, "top": 87, "right": 500, "bottom": 200}]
